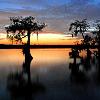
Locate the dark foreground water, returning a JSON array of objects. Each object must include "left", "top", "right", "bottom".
[{"left": 0, "top": 49, "right": 100, "bottom": 100}]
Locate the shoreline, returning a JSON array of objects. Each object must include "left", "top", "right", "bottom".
[{"left": 0, "top": 44, "right": 98, "bottom": 49}]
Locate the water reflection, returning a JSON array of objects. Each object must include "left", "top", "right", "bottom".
[
  {"left": 69, "top": 48, "right": 100, "bottom": 85},
  {"left": 0, "top": 49, "right": 100, "bottom": 100},
  {"left": 69, "top": 48, "right": 88, "bottom": 84},
  {"left": 7, "top": 52, "right": 46, "bottom": 100}
]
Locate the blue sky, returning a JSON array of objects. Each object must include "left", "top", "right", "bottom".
[{"left": 0, "top": 0, "right": 100, "bottom": 32}]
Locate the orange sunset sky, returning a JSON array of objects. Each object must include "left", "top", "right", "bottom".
[
  {"left": 0, "top": 0, "right": 99, "bottom": 45},
  {"left": 0, "top": 32, "right": 82, "bottom": 45}
]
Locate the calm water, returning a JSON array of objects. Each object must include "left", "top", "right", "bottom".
[{"left": 0, "top": 49, "right": 100, "bottom": 100}]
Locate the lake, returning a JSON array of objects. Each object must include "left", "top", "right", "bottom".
[{"left": 0, "top": 49, "right": 100, "bottom": 100}]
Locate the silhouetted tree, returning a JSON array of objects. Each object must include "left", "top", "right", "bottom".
[
  {"left": 69, "top": 47, "right": 80, "bottom": 64},
  {"left": 69, "top": 19, "right": 92, "bottom": 58},
  {"left": 5, "top": 16, "right": 46, "bottom": 56},
  {"left": 69, "top": 19, "right": 89, "bottom": 39},
  {"left": 93, "top": 20, "right": 100, "bottom": 78},
  {"left": 94, "top": 20, "right": 100, "bottom": 47}
]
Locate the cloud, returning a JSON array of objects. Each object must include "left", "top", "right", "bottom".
[{"left": 0, "top": 0, "right": 100, "bottom": 32}]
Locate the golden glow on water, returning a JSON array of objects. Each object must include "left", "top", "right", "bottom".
[
  {"left": 30, "top": 49, "right": 71, "bottom": 68},
  {"left": 0, "top": 49, "right": 71, "bottom": 69},
  {"left": 0, "top": 49, "right": 24, "bottom": 68},
  {"left": 0, "top": 48, "right": 72, "bottom": 81}
]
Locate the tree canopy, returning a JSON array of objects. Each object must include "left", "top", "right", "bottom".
[
  {"left": 5, "top": 16, "right": 46, "bottom": 34},
  {"left": 5, "top": 16, "right": 46, "bottom": 44},
  {"left": 69, "top": 19, "right": 89, "bottom": 38}
]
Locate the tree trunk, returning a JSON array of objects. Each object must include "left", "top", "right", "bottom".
[
  {"left": 37, "top": 31, "right": 38, "bottom": 41},
  {"left": 12, "top": 36, "right": 13, "bottom": 45},
  {"left": 98, "top": 39, "right": 100, "bottom": 68},
  {"left": 27, "top": 30, "right": 31, "bottom": 53},
  {"left": 97, "top": 35, "right": 100, "bottom": 81},
  {"left": 82, "top": 32, "right": 85, "bottom": 39},
  {"left": 87, "top": 48, "right": 91, "bottom": 59},
  {"left": 98, "top": 35, "right": 100, "bottom": 68},
  {"left": 23, "top": 30, "right": 33, "bottom": 62}
]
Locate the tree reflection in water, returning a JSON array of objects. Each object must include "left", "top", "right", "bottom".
[
  {"left": 6, "top": 47, "right": 46, "bottom": 100},
  {"left": 69, "top": 47, "right": 100, "bottom": 85},
  {"left": 69, "top": 47, "right": 88, "bottom": 84}
]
